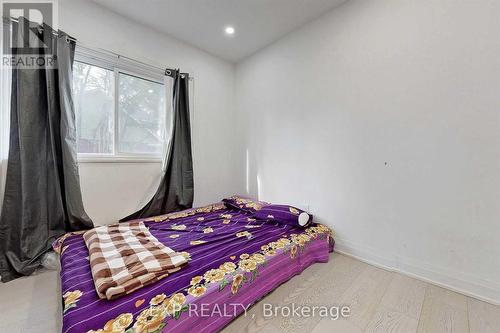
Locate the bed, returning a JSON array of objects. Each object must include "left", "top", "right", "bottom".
[{"left": 55, "top": 198, "right": 334, "bottom": 333}]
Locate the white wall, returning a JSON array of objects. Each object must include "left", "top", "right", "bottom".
[
  {"left": 58, "top": 0, "right": 242, "bottom": 225},
  {"left": 235, "top": 0, "right": 500, "bottom": 304},
  {"left": 0, "top": 35, "right": 11, "bottom": 215}
]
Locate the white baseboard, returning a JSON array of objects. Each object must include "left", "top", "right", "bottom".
[{"left": 334, "top": 237, "right": 500, "bottom": 307}]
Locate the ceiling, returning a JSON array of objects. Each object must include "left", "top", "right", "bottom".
[{"left": 92, "top": 0, "right": 347, "bottom": 62}]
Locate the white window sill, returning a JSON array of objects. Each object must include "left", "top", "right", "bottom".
[{"left": 78, "top": 155, "right": 163, "bottom": 163}]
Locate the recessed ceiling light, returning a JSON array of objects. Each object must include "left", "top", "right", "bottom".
[{"left": 224, "top": 26, "right": 235, "bottom": 35}]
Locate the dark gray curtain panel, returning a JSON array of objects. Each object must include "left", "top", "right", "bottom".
[
  {"left": 121, "top": 70, "right": 194, "bottom": 221},
  {"left": 0, "top": 18, "right": 93, "bottom": 282}
]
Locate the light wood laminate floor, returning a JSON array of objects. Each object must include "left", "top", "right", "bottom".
[{"left": 0, "top": 253, "right": 498, "bottom": 332}]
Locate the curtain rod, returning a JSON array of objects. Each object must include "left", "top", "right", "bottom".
[
  {"left": 3, "top": 16, "right": 75, "bottom": 40},
  {"left": 4, "top": 16, "right": 193, "bottom": 79},
  {"left": 77, "top": 44, "right": 193, "bottom": 80}
]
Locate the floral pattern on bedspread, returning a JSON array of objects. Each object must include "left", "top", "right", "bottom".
[
  {"left": 86, "top": 225, "right": 332, "bottom": 333},
  {"left": 56, "top": 201, "right": 333, "bottom": 333}
]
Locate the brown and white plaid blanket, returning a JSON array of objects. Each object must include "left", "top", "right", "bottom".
[{"left": 83, "top": 222, "right": 188, "bottom": 300}]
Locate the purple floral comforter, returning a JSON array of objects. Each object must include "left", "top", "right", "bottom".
[{"left": 56, "top": 201, "right": 334, "bottom": 333}]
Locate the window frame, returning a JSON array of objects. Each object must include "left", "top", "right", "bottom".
[{"left": 74, "top": 47, "right": 169, "bottom": 163}]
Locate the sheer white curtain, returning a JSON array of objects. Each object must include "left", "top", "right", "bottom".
[{"left": 0, "top": 23, "right": 12, "bottom": 213}]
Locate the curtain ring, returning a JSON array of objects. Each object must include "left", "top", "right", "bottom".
[
  {"left": 165, "top": 69, "right": 172, "bottom": 76},
  {"left": 65, "top": 36, "right": 71, "bottom": 44}
]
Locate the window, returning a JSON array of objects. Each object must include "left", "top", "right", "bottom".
[
  {"left": 72, "top": 48, "right": 167, "bottom": 161},
  {"left": 73, "top": 62, "right": 114, "bottom": 154},
  {"left": 118, "top": 73, "right": 166, "bottom": 155}
]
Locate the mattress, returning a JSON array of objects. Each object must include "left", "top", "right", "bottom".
[{"left": 56, "top": 202, "right": 334, "bottom": 333}]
